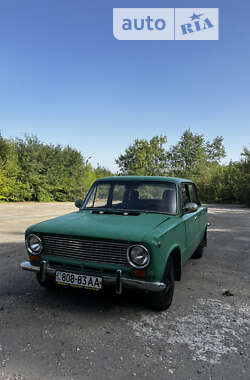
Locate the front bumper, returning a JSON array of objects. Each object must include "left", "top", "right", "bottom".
[{"left": 20, "top": 261, "right": 166, "bottom": 294}]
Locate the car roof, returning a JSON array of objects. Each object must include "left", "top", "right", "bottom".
[{"left": 96, "top": 176, "right": 193, "bottom": 184}]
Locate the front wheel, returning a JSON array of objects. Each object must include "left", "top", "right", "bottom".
[{"left": 147, "top": 255, "right": 175, "bottom": 311}]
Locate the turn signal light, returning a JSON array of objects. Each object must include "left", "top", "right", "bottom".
[
  {"left": 30, "top": 254, "right": 40, "bottom": 263},
  {"left": 133, "top": 269, "right": 146, "bottom": 277}
]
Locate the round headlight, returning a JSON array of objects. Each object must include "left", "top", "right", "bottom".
[
  {"left": 127, "top": 245, "right": 150, "bottom": 269},
  {"left": 26, "top": 234, "right": 43, "bottom": 255}
]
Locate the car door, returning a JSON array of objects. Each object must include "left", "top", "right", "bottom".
[
  {"left": 181, "top": 183, "right": 198, "bottom": 259},
  {"left": 187, "top": 182, "right": 204, "bottom": 246}
]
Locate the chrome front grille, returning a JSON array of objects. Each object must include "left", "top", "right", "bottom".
[{"left": 42, "top": 234, "right": 131, "bottom": 266}]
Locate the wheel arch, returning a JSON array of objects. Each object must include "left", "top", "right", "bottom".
[{"left": 168, "top": 247, "right": 181, "bottom": 281}]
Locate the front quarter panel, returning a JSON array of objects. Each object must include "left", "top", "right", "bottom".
[{"left": 143, "top": 216, "right": 186, "bottom": 282}]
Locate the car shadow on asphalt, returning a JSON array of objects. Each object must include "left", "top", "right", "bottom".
[{"left": 0, "top": 242, "right": 148, "bottom": 315}]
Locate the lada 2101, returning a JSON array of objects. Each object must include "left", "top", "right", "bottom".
[{"left": 21, "top": 176, "right": 207, "bottom": 310}]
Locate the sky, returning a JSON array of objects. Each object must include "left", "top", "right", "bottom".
[{"left": 0, "top": 0, "right": 249, "bottom": 171}]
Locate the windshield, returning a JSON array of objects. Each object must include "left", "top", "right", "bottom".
[{"left": 83, "top": 181, "right": 177, "bottom": 214}]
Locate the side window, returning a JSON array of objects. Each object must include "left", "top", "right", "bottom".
[
  {"left": 181, "top": 184, "right": 190, "bottom": 208},
  {"left": 188, "top": 183, "right": 200, "bottom": 205}
]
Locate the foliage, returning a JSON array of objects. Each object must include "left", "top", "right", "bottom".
[
  {"left": 0, "top": 133, "right": 113, "bottom": 202},
  {"left": 0, "top": 133, "right": 28, "bottom": 201},
  {"left": 238, "top": 147, "right": 250, "bottom": 205},
  {"left": 0, "top": 130, "right": 249, "bottom": 206},
  {"left": 94, "top": 164, "right": 113, "bottom": 179},
  {"left": 115, "top": 136, "right": 168, "bottom": 176},
  {"left": 167, "top": 129, "right": 226, "bottom": 177},
  {"left": 116, "top": 130, "right": 249, "bottom": 206}
]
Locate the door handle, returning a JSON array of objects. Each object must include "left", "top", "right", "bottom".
[{"left": 194, "top": 216, "right": 198, "bottom": 221}]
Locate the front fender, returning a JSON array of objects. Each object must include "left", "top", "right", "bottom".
[{"left": 144, "top": 220, "right": 186, "bottom": 282}]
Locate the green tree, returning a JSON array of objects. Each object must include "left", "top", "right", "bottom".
[
  {"left": 94, "top": 164, "right": 113, "bottom": 179},
  {"left": 0, "top": 134, "right": 12, "bottom": 200},
  {"left": 194, "top": 146, "right": 249, "bottom": 205},
  {"left": 115, "top": 136, "right": 168, "bottom": 176},
  {"left": 0, "top": 133, "right": 27, "bottom": 201},
  {"left": 239, "top": 147, "right": 250, "bottom": 206},
  {"left": 167, "top": 129, "right": 226, "bottom": 177},
  {"left": 206, "top": 136, "right": 226, "bottom": 163},
  {"left": 0, "top": 132, "right": 114, "bottom": 202},
  {"left": 1, "top": 130, "right": 248, "bottom": 206},
  {"left": 15, "top": 135, "right": 53, "bottom": 201},
  {"left": 14, "top": 135, "right": 95, "bottom": 201}
]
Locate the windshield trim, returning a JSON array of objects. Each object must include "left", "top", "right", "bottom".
[{"left": 81, "top": 180, "right": 178, "bottom": 215}]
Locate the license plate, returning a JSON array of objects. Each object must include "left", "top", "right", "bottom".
[{"left": 56, "top": 271, "right": 102, "bottom": 290}]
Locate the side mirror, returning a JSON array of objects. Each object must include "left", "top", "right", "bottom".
[
  {"left": 183, "top": 202, "right": 198, "bottom": 214},
  {"left": 75, "top": 199, "right": 83, "bottom": 209}
]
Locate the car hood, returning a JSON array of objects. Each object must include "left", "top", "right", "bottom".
[{"left": 27, "top": 210, "right": 170, "bottom": 242}]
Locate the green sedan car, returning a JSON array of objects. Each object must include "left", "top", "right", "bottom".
[{"left": 21, "top": 176, "right": 208, "bottom": 310}]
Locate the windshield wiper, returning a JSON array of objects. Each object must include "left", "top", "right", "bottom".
[
  {"left": 82, "top": 207, "right": 173, "bottom": 216},
  {"left": 91, "top": 209, "right": 140, "bottom": 216},
  {"left": 140, "top": 210, "right": 172, "bottom": 215}
]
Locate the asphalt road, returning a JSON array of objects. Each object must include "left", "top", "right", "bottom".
[{"left": 0, "top": 203, "right": 250, "bottom": 380}]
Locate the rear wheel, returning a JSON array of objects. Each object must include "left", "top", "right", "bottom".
[
  {"left": 191, "top": 245, "right": 203, "bottom": 259},
  {"left": 191, "top": 229, "right": 207, "bottom": 259},
  {"left": 147, "top": 255, "right": 175, "bottom": 311}
]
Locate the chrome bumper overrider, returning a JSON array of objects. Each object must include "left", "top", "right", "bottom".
[{"left": 20, "top": 261, "right": 166, "bottom": 294}]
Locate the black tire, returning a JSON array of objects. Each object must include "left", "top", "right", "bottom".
[
  {"left": 147, "top": 255, "right": 175, "bottom": 311},
  {"left": 191, "top": 245, "right": 203, "bottom": 259},
  {"left": 36, "top": 273, "right": 56, "bottom": 289}
]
